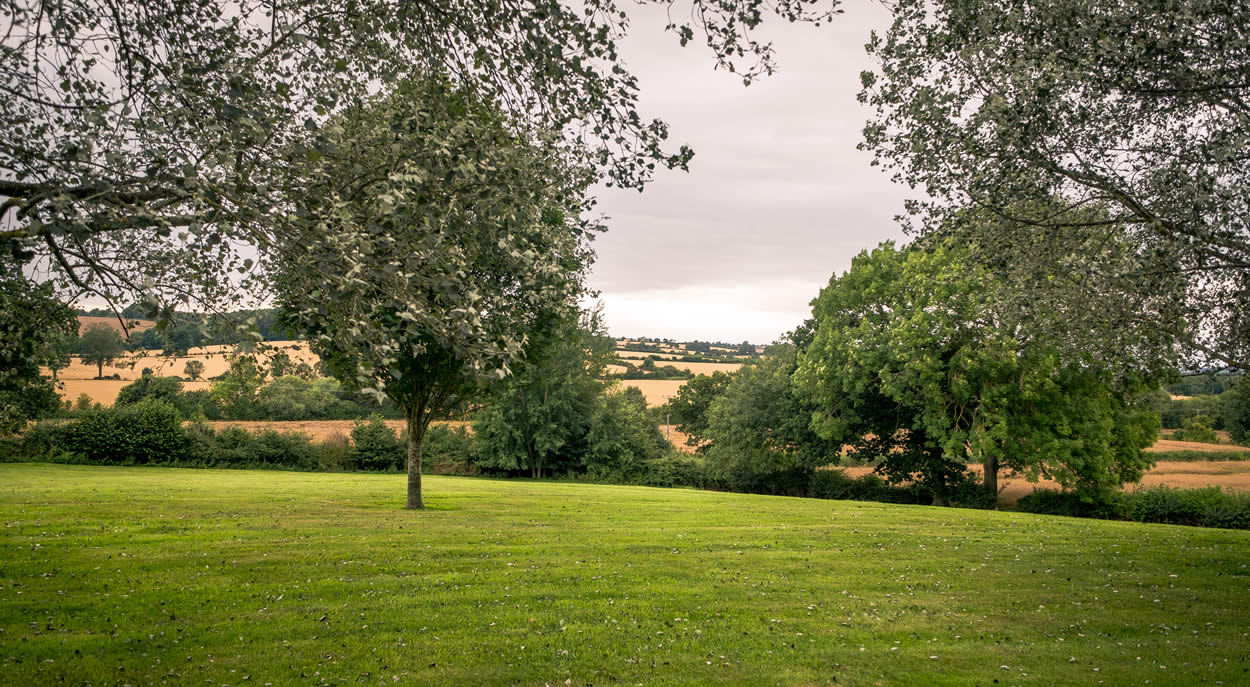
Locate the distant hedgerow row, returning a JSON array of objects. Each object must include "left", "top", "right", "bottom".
[{"left": 1017, "top": 487, "right": 1250, "bottom": 530}]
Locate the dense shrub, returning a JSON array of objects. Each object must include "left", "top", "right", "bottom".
[
  {"left": 1160, "top": 395, "right": 1225, "bottom": 430},
  {"left": 1172, "top": 415, "right": 1219, "bottom": 443},
  {"left": 1015, "top": 489, "right": 1128, "bottom": 519},
  {"left": 115, "top": 375, "right": 184, "bottom": 408},
  {"left": 1149, "top": 450, "right": 1250, "bottom": 462},
  {"left": 317, "top": 432, "right": 353, "bottom": 472},
  {"left": 1127, "top": 487, "right": 1250, "bottom": 529},
  {"left": 1017, "top": 486, "right": 1250, "bottom": 530},
  {"left": 350, "top": 417, "right": 405, "bottom": 472},
  {"left": 245, "top": 429, "right": 318, "bottom": 470},
  {"left": 583, "top": 391, "right": 668, "bottom": 481},
  {"left": 423, "top": 424, "right": 477, "bottom": 475},
  {"left": 807, "top": 469, "right": 932, "bottom": 505},
  {"left": 637, "top": 452, "right": 704, "bottom": 488},
  {"left": 58, "top": 399, "right": 191, "bottom": 465},
  {"left": 254, "top": 376, "right": 361, "bottom": 421}
]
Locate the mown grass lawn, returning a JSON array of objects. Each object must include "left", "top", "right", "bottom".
[{"left": 1, "top": 464, "right": 1248, "bottom": 686}]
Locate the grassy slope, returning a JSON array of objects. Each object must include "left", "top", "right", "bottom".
[{"left": 1, "top": 465, "right": 1247, "bottom": 686}]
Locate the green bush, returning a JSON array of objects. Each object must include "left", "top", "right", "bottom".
[
  {"left": 244, "top": 429, "right": 317, "bottom": 470},
  {"left": 638, "top": 452, "right": 704, "bottom": 488},
  {"left": 59, "top": 399, "right": 191, "bottom": 465},
  {"left": 806, "top": 469, "right": 932, "bottom": 505},
  {"left": 1149, "top": 450, "right": 1250, "bottom": 462},
  {"left": 1015, "top": 489, "right": 1127, "bottom": 519},
  {"left": 115, "top": 375, "right": 184, "bottom": 409},
  {"left": 1172, "top": 415, "right": 1219, "bottom": 444},
  {"left": 351, "top": 417, "right": 405, "bottom": 472},
  {"left": 1126, "top": 486, "right": 1250, "bottom": 529},
  {"left": 317, "top": 432, "right": 353, "bottom": 472},
  {"left": 1017, "top": 486, "right": 1250, "bottom": 530},
  {"left": 423, "top": 424, "right": 477, "bottom": 475}
]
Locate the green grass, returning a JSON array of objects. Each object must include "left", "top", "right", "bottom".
[{"left": 2, "top": 465, "right": 1248, "bottom": 686}]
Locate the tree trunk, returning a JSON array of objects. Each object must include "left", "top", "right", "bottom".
[
  {"left": 405, "top": 409, "right": 426, "bottom": 510},
  {"left": 983, "top": 453, "right": 999, "bottom": 508},
  {"left": 96, "top": 360, "right": 103, "bottom": 379}
]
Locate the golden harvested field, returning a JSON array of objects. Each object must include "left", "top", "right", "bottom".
[
  {"left": 664, "top": 360, "right": 742, "bottom": 374},
  {"left": 617, "top": 379, "right": 687, "bottom": 406},
  {"left": 52, "top": 341, "right": 321, "bottom": 405},
  {"left": 1148, "top": 437, "right": 1246, "bottom": 453},
  {"left": 616, "top": 351, "right": 682, "bottom": 360},
  {"left": 76, "top": 315, "right": 155, "bottom": 337}
]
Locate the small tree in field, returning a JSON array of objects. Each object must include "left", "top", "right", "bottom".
[
  {"left": 279, "top": 78, "right": 595, "bottom": 509},
  {"left": 78, "top": 324, "right": 126, "bottom": 379},
  {"left": 183, "top": 360, "right": 205, "bottom": 381}
]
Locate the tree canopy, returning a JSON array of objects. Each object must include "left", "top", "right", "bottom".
[
  {"left": 860, "top": 0, "right": 1250, "bottom": 370},
  {"left": 77, "top": 322, "right": 126, "bottom": 380},
  {"left": 0, "top": 258, "right": 77, "bottom": 434},
  {"left": 278, "top": 77, "right": 596, "bottom": 507},
  {"left": 3, "top": 0, "right": 840, "bottom": 319},
  {"left": 473, "top": 312, "right": 612, "bottom": 479},
  {"left": 795, "top": 242, "right": 1162, "bottom": 504}
]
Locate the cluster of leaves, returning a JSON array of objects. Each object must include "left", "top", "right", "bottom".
[
  {"left": 106, "top": 363, "right": 402, "bottom": 422},
  {"left": 860, "top": 0, "right": 1250, "bottom": 370},
  {"left": 0, "top": 259, "right": 77, "bottom": 434},
  {"left": 795, "top": 241, "right": 1165, "bottom": 504},
  {"left": 18, "top": 410, "right": 470, "bottom": 473},
  {"left": 3, "top": 0, "right": 839, "bottom": 319},
  {"left": 701, "top": 341, "right": 842, "bottom": 494},
  {"left": 472, "top": 313, "right": 669, "bottom": 480}
]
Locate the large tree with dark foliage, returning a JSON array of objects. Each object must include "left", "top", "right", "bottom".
[
  {"left": 278, "top": 78, "right": 596, "bottom": 508},
  {"left": 796, "top": 242, "right": 1163, "bottom": 505},
  {"left": 3, "top": 0, "right": 840, "bottom": 321},
  {"left": 860, "top": 0, "right": 1250, "bottom": 371},
  {"left": 0, "top": 259, "right": 77, "bottom": 434}
]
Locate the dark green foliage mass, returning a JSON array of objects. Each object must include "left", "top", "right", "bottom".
[
  {"left": 0, "top": 259, "right": 77, "bottom": 434},
  {"left": 861, "top": 0, "right": 1250, "bottom": 370},
  {"left": 703, "top": 342, "right": 840, "bottom": 494},
  {"left": 796, "top": 242, "right": 1162, "bottom": 504}
]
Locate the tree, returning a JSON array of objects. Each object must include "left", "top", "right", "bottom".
[
  {"left": 278, "top": 78, "right": 595, "bottom": 508},
  {"left": 583, "top": 385, "right": 669, "bottom": 480},
  {"left": 473, "top": 312, "right": 611, "bottom": 479},
  {"left": 267, "top": 350, "right": 295, "bottom": 379},
  {"left": 663, "top": 371, "right": 735, "bottom": 452},
  {"left": 1224, "top": 378, "right": 1250, "bottom": 445},
  {"left": 183, "top": 360, "right": 205, "bottom": 381},
  {"left": 44, "top": 331, "right": 74, "bottom": 381},
  {"left": 860, "top": 0, "right": 1250, "bottom": 371},
  {"left": 0, "top": 259, "right": 77, "bottom": 434},
  {"left": 115, "top": 374, "right": 184, "bottom": 410},
  {"left": 210, "top": 356, "right": 266, "bottom": 420},
  {"left": 77, "top": 323, "right": 126, "bottom": 379},
  {"left": 703, "top": 342, "right": 841, "bottom": 495},
  {"left": 3, "top": 0, "right": 839, "bottom": 324},
  {"left": 795, "top": 242, "right": 1163, "bottom": 505}
]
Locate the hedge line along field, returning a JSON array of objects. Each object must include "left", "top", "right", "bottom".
[{"left": 2, "top": 465, "right": 1248, "bottom": 686}]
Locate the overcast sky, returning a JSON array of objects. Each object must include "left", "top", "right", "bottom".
[{"left": 585, "top": 2, "right": 911, "bottom": 344}]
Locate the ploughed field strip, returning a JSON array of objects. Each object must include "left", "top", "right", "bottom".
[{"left": 1, "top": 464, "right": 1248, "bottom": 686}]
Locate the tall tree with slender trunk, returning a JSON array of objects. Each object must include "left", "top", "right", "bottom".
[{"left": 278, "top": 78, "right": 595, "bottom": 509}]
